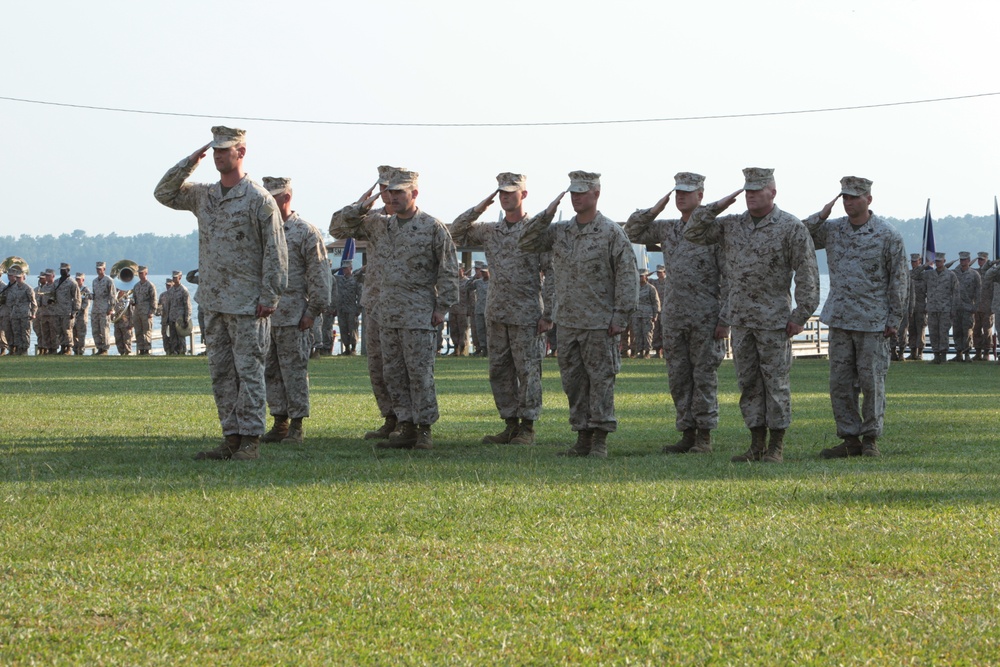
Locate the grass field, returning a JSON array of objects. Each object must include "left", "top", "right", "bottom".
[{"left": 1, "top": 354, "right": 999, "bottom": 665}]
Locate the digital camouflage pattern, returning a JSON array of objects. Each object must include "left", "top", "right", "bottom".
[
  {"left": 265, "top": 325, "right": 313, "bottom": 419},
  {"left": 273, "top": 213, "right": 330, "bottom": 328},
  {"left": 131, "top": 279, "right": 157, "bottom": 352},
  {"left": 205, "top": 311, "right": 270, "bottom": 436},
  {"left": 557, "top": 327, "right": 621, "bottom": 433},
  {"left": 486, "top": 321, "right": 545, "bottom": 420},
  {"left": 5, "top": 282, "right": 36, "bottom": 349},
  {"left": 731, "top": 326, "right": 793, "bottom": 429},
  {"left": 90, "top": 273, "right": 117, "bottom": 352},
  {"left": 380, "top": 327, "right": 440, "bottom": 425},
  {"left": 631, "top": 281, "right": 660, "bottom": 356},
  {"left": 952, "top": 266, "right": 980, "bottom": 354},
  {"left": 73, "top": 285, "right": 92, "bottom": 354},
  {"left": 828, "top": 328, "right": 889, "bottom": 438}
]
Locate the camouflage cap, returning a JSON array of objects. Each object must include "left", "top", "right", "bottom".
[
  {"left": 638, "top": 268, "right": 649, "bottom": 276},
  {"left": 210, "top": 126, "right": 246, "bottom": 149},
  {"left": 674, "top": 172, "right": 705, "bottom": 192},
  {"left": 186, "top": 269, "right": 198, "bottom": 282},
  {"left": 172, "top": 270, "right": 183, "bottom": 280},
  {"left": 567, "top": 170, "right": 601, "bottom": 193},
  {"left": 60, "top": 262, "right": 70, "bottom": 270},
  {"left": 742, "top": 167, "right": 774, "bottom": 191},
  {"left": 75, "top": 272, "right": 85, "bottom": 279},
  {"left": 481, "top": 265, "right": 489, "bottom": 271},
  {"left": 840, "top": 176, "right": 873, "bottom": 197},
  {"left": 262, "top": 176, "right": 292, "bottom": 196},
  {"left": 978, "top": 251, "right": 990, "bottom": 259},
  {"left": 45, "top": 268, "right": 55, "bottom": 276},
  {"left": 387, "top": 169, "right": 419, "bottom": 191},
  {"left": 959, "top": 251, "right": 971, "bottom": 260},
  {"left": 935, "top": 253, "right": 947, "bottom": 261},
  {"left": 377, "top": 165, "right": 404, "bottom": 185},
  {"left": 165, "top": 278, "right": 172, "bottom": 285},
  {"left": 656, "top": 264, "right": 666, "bottom": 271},
  {"left": 7, "top": 265, "right": 22, "bottom": 277},
  {"left": 341, "top": 259, "right": 353, "bottom": 268},
  {"left": 910, "top": 253, "right": 922, "bottom": 262},
  {"left": 96, "top": 261, "right": 106, "bottom": 269},
  {"left": 138, "top": 265, "right": 149, "bottom": 273},
  {"left": 496, "top": 172, "right": 527, "bottom": 192},
  {"left": 474, "top": 260, "right": 486, "bottom": 269}
]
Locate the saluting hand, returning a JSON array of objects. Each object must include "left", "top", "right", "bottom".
[
  {"left": 545, "top": 190, "right": 568, "bottom": 217},
  {"left": 818, "top": 194, "right": 841, "bottom": 221},
  {"left": 473, "top": 189, "right": 500, "bottom": 215},
  {"left": 714, "top": 189, "right": 744, "bottom": 212},
  {"left": 356, "top": 181, "right": 378, "bottom": 206},
  {"left": 189, "top": 142, "right": 212, "bottom": 164},
  {"left": 649, "top": 189, "right": 674, "bottom": 217}
]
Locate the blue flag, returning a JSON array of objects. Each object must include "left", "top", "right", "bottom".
[
  {"left": 336, "top": 237, "right": 356, "bottom": 275},
  {"left": 921, "top": 199, "right": 936, "bottom": 264},
  {"left": 993, "top": 196, "right": 999, "bottom": 260}
]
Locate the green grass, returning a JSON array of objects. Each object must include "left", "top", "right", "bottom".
[{"left": 1, "top": 355, "right": 999, "bottom": 665}]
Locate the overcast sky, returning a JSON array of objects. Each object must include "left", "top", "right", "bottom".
[{"left": 2, "top": 0, "right": 998, "bottom": 242}]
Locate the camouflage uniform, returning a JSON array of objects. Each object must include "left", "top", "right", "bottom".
[
  {"left": 131, "top": 279, "right": 157, "bottom": 353},
  {"left": 74, "top": 285, "right": 92, "bottom": 354},
  {"left": 650, "top": 274, "right": 668, "bottom": 353},
  {"left": 686, "top": 204, "right": 819, "bottom": 430},
  {"left": 51, "top": 274, "right": 81, "bottom": 353},
  {"left": 631, "top": 280, "right": 661, "bottom": 357},
  {"left": 908, "top": 263, "right": 928, "bottom": 358},
  {"left": 952, "top": 265, "right": 981, "bottom": 356},
  {"left": 329, "top": 204, "right": 392, "bottom": 419},
  {"left": 335, "top": 273, "right": 361, "bottom": 353},
  {"left": 332, "top": 205, "right": 459, "bottom": 425},
  {"left": 91, "top": 272, "right": 117, "bottom": 353},
  {"left": 920, "top": 266, "right": 959, "bottom": 355},
  {"left": 521, "top": 210, "right": 638, "bottom": 433},
  {"left": 625, "top": 211, "right": 727, "bottom": 432},
  {"left": 449, "top": 275, "right": 471, "bottom": 355},
  {"left": 114, "top": 302, "right": 133, "bottom": 355},
  {"left": 155, "top": 155, "right": 288, "bottom": 437},
  {"left": 974, "top": 259, "right": 995, "bottom": 357},
  {"left": 265, "top": 213, "right": 330, "bottom": 420},
  {"left": 985, "top": 263, "right": 1000, "bottom": 342},
  {"left": 0, "top": 279, "right": 10, "bottom": 354},
  {"left": 165, "top": 282, "right": 192, "bottom": 355},
  {"left": 36, "top": 280, "right": 56, "bottom": 352},
  {"left": 466, "top": 276, "right": 481, "bottom": 353},
  {"left": 803, "top": 210, "right": 907, "bottom": 441},
  {"left": 4, "top": 281, "right": 36, "bottom": 352},
  {"left": 452, "top": 207, "right": 552, "bottom": 422},
  {"left": 472, "top": 277, "right": 489, "bottom": 355}
]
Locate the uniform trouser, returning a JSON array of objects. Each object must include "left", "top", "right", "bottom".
[
  {"left": 339, "top": 311, "right": 358, "bottom": 350},
  {"left": 0, "top": 315, "right": 7, "bottom": 351},
  {"left": 56, "top": 314, "right": 73, "bottom": 350},
  {"left": 114, "top": 319, "right": 132, "bottom": 354},
  {"left": 133, "top": 313, "right": 153, "bottom": 351},
  {"left": 893, "top": 311, "right": 909, "bottom": 351},
  {"left": 380, "top": 326, "right": 439, "bottom": 425},
  {"left": 630, "top": 315, "right": 655, "bottom": 355},
  {"left": 487, "top": 320, "right": 544, "bottom": 421},
  {"left": 73, "top": 312, "right": 88, "bottom": 353},
  {"left": 321, "top": 312, "right": 335, "bottom": 351},
  {"left": 474, "top": 314, "right": 488, "bottom": 352},
  {"left": 205, "top": 310, "right": 269, "bottom": 436},
  {"left": 908, "top": 309, "right": 926, "bottom": 354},
  {"left": 365, "top": 308, "right": 393, "bottom": 418},
  {"left": 651, "top": 318, "right": 663, "bottom": 352},
  {"left": 449, "top": 310, "right": 468, "bottom": 353},
  {"left": 731, "top": 326, "right": 792, "bottom": 430},
  {"left": 10, "top": 316, "right": 31, "bottom": 350},
  {"left": 557, "top": 326, "right": 621, "bottom": 433},
  {"left": 927, "top": 312, "right": 951, "bottom": 353},
  {"left": 91, "top": 312, "right": 111, "bottom": 351},
  {"left": 197, "top": 307, "right": 206, "bottom": 344},
  {"left": 973, "top": 311, "right": 994, "bottom": 351},
  {"left": 469, "top": 311, "right": 480, "bottom": 351},
  {"left": 265, "top": 325, "right": 312, "bottom": 419},
  {"left": 952, "top": 310, "right": 974, "bottom": 353},
  {"left": 828, "top": 328, "right": 889, "bottom": 439},
  {"left": 662, "top": 322, "right": 726, "bottom": 431},
  {"left": 39, "top": 314, "right": 57, "bottom": 350},
  {"left": 166, "top": 321, "right": 187, "bottom": 355}
]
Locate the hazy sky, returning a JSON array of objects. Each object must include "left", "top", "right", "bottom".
[{"left": 2, "top": 0, "right": 998, "bottom": 241}]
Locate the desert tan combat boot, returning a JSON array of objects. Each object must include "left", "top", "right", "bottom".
[
  {"left": 282, "top": 418, "right": 304, "bottom": 443},
  {"left": 558, "top": 429, "right": 593, "bottom": 457},
  {"left": 194, "top": 434, "right": 242, "bottom": 460},
  {"left": 261, "top": 415, "right": 289, "bottom": 443},
  {"left": 378, "top": 421, "right": 416, "bottom": 449},
  {"left": 662, "top": 428, "right": 696, "bottom": 454},
  {"left": 413, "top": 424, "right": 433, "bottom": 450},
  {"left": 509, "top": 419, "right": 535, "bottom": 445},
  {"left": 589, "top": 430, "right": 609, "bottom": 458},
  {"left": 820, "top": 435, "right": 862, "bottom": 459},
  {"left": 861, "top": 435, "right": 881, "bottom": 458},
  {"left": 731, "top": 426, "right": 768, "bottom": 462},
  {"left": 689, "top": 429, "right": 713, "bottom": 453},
  {"left": 482, "top": 417, "right": 520, "bottom": 444},
  {"left": 761, "top": 429, "right": 785, "bottom": 463},
  {"left": 364, "top": 414, "right": 397, "bottom": 440},
  {"left": 231, "top": 436, "right": 261, "bottom": 461}
]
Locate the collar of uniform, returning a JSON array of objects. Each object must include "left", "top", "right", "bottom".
[
  {"left": 209, "top": 174, "right": 251, "bottom": 201},
  {"left": 570, "top": 211, "right": 607, "bottom": 234},
  {"left": 747, "top": 205, "right": 782, "bottom": 229}
]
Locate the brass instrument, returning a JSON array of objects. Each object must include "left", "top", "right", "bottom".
[
  {"left": 110, "top": 260, "right": 139, "bottom": 324},
  {"left": 1, "top": 256, "right": 29, "bottom": 276}
]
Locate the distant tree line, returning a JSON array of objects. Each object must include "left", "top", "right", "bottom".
[{"left": 2, "top": 213, "right": 997, "bottom": 277}]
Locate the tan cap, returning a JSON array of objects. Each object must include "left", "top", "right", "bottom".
[
  {"left": 567, "top": 170, "right": 601, "bottom": 193},
  {"left": 96, "top": 261, "right": 106, "bottom": 269},
  {"left": 60, "top": 262, "right": 70, "bottom": 270},
  {"left": 210, "top": 126, "right": 246, "bottom": 149},
  {"left": 7, "top": 265, "right": 22, "bottom": 277},
  {"left": 840, "top": 176, "right": 873, "bottom": 197},
  {"left": 656, "top": 264, "right": 666, "bottom": 271},
  {"left": 959, "top": 251, "right": 971, "bottom": 260},
  {"left": 387, "top": 169, "right": 419, "bottom": 191},
  {"left": 377, "top": 165, "right": 404, "bottom": 185},
  {"left": 978, "top": 251, "right": 990, "bottom": 259},
  {"left": 674, "top": 172, "right": 705, "bottom": 192},
  {"left": 474, "top": 260, "right": 486, "bottom": 269},
  {"left": 497, "top": 172, "right": 527, "bottom": 192},
  {"left": 75, "top": 272, "right": 85, "bottom": 279},
  {"left": 172, "top": 270, "right": 183, "bottom": 279},
  {"left": 262, "top": 176, "right": 291, "bottom": 196},
  {"left": 138, "top": 265, "right": 149, "bottom": 273},
  {"left": 742, "top": 167, "right": 774, "bottom": 191},
  {"left": 935, "top": 253, "right": 947, "bottom": 261},
  {"left": 910, "top": 253, "right": 922, "bottom": 261},
  {"left": 45, "top": 268, "right": 55, "bottom": 276},
  {"left": 638, "top": 268, "right": 649, "bottom": 276}
]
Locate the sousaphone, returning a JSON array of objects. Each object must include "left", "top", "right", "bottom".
[
  {"left": 110, "top": 259, "right": 139, "bottom": 323},
  {"left": 1, "top": 256, "right": 29, "bottom": 276}
]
